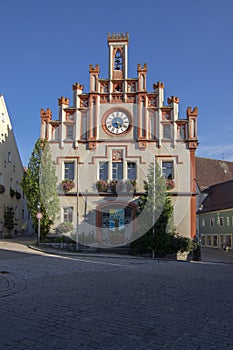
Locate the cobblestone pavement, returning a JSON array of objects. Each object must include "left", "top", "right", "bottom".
[{"left": 0, "top": 240, "right": 233, "bottom": 349}]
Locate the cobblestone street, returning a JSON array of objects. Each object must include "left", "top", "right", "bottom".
[{"left": 0, "top": 240, "right": 233, "bottom": 350}]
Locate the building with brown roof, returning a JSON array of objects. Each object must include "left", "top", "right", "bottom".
[
  {"left": 196, "top": 157, "right": 233, "bottom": 191},
  {"left": 198, "top": 180, "right": 233, "bottom": 250}
]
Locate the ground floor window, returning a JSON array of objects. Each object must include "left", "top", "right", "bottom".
[
  {"left": 101, "top": 206, "right": 133, "bottom": 230},
  {"left": 206, "top": 235, "right": 212, "bottom": 246},
  {"left": 63, "top": 207, "right": 73, "bottom": 222},
  {"left": 201, "top": 233, "right": 233, "bottom": 249},
  {"left": 213, "top": 235, "right": 218, "bottom": 247},
  {"left": 225, "top": 234, "right": 232, "bottom": 248},
  {"left": 201, "top": 235, "right": 206, "bottom": 246}
]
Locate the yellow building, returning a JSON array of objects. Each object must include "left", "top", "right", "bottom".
[
  {"left": 0, "top": 95, "right": 30, "bottom": 237},
  {"left": 40, "top": 33, "right": 198, "bottom": 247}
]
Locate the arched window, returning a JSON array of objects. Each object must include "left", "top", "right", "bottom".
[{"left": 114, "top": 50, "right": 123, "bottom": 71}]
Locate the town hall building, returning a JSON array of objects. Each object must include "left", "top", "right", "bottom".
[{"left": 40, "top": 33, "right": 198, "bottom": 247}]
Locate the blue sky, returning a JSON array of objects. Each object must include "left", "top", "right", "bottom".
[{"left": 1, "top": 0, "right": 233, "bottom": 165}]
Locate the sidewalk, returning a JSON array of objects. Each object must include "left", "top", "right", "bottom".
[
  {"left": 201, "top": 247, "right": 233, "bottom": 264},
  {"left": 1, "top": 235, "right": 233, "bottom": 264}
]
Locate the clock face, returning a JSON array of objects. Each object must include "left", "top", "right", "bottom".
[{"left": 105, "top": 111, "right": 130, "bottom": 134}]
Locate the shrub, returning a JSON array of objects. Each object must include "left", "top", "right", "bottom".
[{"left": 57, "top": 221, "right": 73, "bottom": 233}]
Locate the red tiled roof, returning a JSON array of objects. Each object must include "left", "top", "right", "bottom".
[{"left": 196, "top": 157, "right": 233, "bottom": 191}]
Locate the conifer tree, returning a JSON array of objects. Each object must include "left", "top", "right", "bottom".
[
  {"left": 131, "top": 162, "right": 174, "bottom": 256},
  {"left": 21, "top": 138, "right": 59, "bottom": 240}
]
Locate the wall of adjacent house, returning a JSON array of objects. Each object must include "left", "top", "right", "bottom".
[
  {"left": 199, "top": 209, "right": 233, "bottom": 249},
  {"left": 0, "top": 95, "right": 32, "bottom": 236}
]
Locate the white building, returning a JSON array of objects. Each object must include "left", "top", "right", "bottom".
[{"left": 40, "top": 33, "right": 198, "bottom": 247}]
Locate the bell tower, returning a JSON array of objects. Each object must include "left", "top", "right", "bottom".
[{"left": 108, "top": 32, "right": 129, "bottom": 82}]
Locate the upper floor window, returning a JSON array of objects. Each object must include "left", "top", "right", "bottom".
[
  {"left": 201, "top": 219, "right": 205, "bottom": 227},
  {"left": 162, "top": 161, "right": 173, "bottom": 180},
  {"left": 8, "top": 152, "right": 12, "bottom": 162},
  {"left": 67, "top": 113, "right": 74, "bottom": 121},
  {"left": 163, "top": 124, "right": 171, "bottom": 139},
  {"left": 64, "top": 162, "right": 74, "bottom": 180},
  {"left": 178, "top": 125, "right": 185, "bottom": 139},
  {"left": 81, "top": 112, "right": 87, "bottom": 140},
  {"left": 210, "top": 218, "right": 215, "bottom": 227},
  {"left": 99, "top": 162, "right": 108, "bottom": 181},
  {"left": 66, "top": 125, "right": 74, "bottom": 139},
  {"left": 53, "top": 126, "right": 60, "bottom": 140},
  {"left": 219, "top": 217, "right": 224, "bottom": 227},
  {"left": 127, "top": 162, "right": 136, "bottom": 180},
  {"left": 112, "top": 162, "right": 123, "bottom": 180}
]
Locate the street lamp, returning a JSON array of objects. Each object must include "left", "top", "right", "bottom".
[{"left": 37, "top": 202, "right": 41, "bottom": 245}]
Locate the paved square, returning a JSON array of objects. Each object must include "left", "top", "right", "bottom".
[{"left": 0, "top": 241, "right": 233, "bottom": 349}]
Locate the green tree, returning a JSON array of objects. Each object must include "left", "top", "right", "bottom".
[
  {"left": 21, "top": 138, "right": 59, "bottom": 240},
  {"left": 131, "top": 162, "right": 174, "bottom": 257}
]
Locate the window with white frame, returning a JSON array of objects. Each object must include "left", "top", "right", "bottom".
[
  {"left": 63, "top": 207, "right": 73, "bottom": 222},
  {"left": 219, "top": 217, "right": 224, "bottom": 227},
  {"left": 201, "top": 219, "right": 205, "bottom": 227},
  {"left": 162, "top": 161, "right": 173, "bottom": 179},
  {"left": 210, "top": 218, "right": 215, "bottom": 228},
  {"left": 99, "top": 162, "right": 108, "bottom": 180},
  {"left": 64, "top": 162, "right": 74, "bottom": 180},
  {"left": 66, "top": 125, "right": 74, "bottom": 139},
  {"left": 127, "top": 162, "right": 136, "bottom": 180},
  {"left": 112, "top": 162, "right": 123, "bottom": 180}
]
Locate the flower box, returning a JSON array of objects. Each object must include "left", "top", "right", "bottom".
[
  {"left": 62, "top": 179, "right": 75, "bottom": 193},
  {"left": 96, "top": 180, "right": 136, "bottom": 194},
  {"left": 166, "top": 179, "right": 175, "bottom": 190}
]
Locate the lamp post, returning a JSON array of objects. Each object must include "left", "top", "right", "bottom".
[
  {"left": 152, "top": 157, "right": 156, "bottom": 259},
  {"left": 36, "top": 202, "right": 42, "bottom": 245},
  {"left": 76, "top": 160, "right": 79, "bottom": 252}
]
